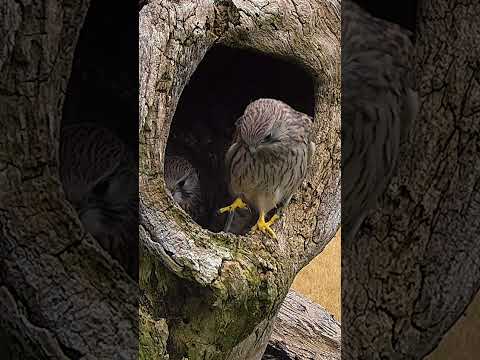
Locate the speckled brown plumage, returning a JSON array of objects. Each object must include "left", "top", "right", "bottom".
[
  {"left": 342, "top": 0, "right": 419, "bottom": 240},
  {"left": 220, "top": 98, "right": 315, "bottom": 238},
  {"left": 59, "top": 123, "right": 138, "bottom": 277},
  {"left": 164, "top": 155, "right": 203, "bottom": 222}
]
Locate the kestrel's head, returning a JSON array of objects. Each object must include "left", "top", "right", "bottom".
[
  {"left": 237, "top": 98, "right": 311, "bottom": 155},
  {"left": 164, "top": 156, "right": 201, "bottom": 213}
]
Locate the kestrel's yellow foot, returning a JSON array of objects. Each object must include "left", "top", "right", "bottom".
[
  {"left": 219, "top": 197, "right": 248, "bottom": 214},
  {"left": 267, "top": 214, "right": 280, "bottom": 225},
  {"left": 252, "top": 212, "right": 279, "bottom": 239}
]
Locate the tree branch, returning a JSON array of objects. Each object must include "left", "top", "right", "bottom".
[{"left": 264, "top": 289, "right": 341, "bottom": 360}]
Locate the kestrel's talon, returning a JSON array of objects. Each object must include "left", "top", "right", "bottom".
[
  {"left": 252, "top": 212, "right": 278, "bottom": 239},
  {"left": 219, "top": 197, "right": 247, "bottom": 214},
  {"left": 267, "top": 214, "right": 280, "bottom": 226}
]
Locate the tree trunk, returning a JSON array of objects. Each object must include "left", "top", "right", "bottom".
[
  {"left": 342, "top": 0, "right": 480, "bottom": 358},
  {"left": 0, "top": 1, "right": 139, "bottom": 359},
  {"left": 264, "top": 289, "right": 341, "bottom": 360},
  {"left": 139, "top": 1, "right": 340, "bottom": 359}
]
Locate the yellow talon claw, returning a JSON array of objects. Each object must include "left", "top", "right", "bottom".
[
  {"left": 267, "top": 214, "right": 280, "bottom": 225},
  {"left": 219, "top": 197, "right": 247, "bottom": 214},
  {"left": 252, "top": 212, "right": 279, "bottom": 239}
]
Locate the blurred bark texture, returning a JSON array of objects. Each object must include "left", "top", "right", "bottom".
[
  {"left": 0, "top": 0, "right": 139, "bottom": 359},
  {"left": 342, "top": 0, "right": 480, "bottom": 358},
  {"left": 139, "top": 0, "right": 340, "bottom": 359}
]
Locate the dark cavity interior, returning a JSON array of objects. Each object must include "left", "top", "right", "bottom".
[
  {"left": 352, "top": 0, "right": 418, "bottom": 35},
  {"left": 61, "top": 1, "right": 138, "bottom": 279},
  {"left": 62, "top": 1, "right": 138, "bottom": 152},
  {"left": 166, "top": 45, "right": 315, "bottom": 233}
]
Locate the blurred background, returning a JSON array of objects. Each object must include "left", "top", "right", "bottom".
[{"left": 292, "top": 230, "right": 341, "bottom": 321}]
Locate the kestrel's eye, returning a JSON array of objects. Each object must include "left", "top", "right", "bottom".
[{"left": 178, "top": 178, "right": 186, "bottom": 188}]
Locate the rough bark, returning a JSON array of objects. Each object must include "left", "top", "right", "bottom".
[
  {"left": 139, "top": 1, "right": 340, "bottom": 359},
  {"left": 342, "top": 0, "right": 480, "bottom": 358},
  {"left": 263, "top": 290, "right": 341, "bottom": 360},
  {"left": 0, "top": 1, "right": 139, "bottom": 359}
]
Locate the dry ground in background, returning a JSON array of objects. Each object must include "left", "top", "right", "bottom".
[{"left": 292, "top": 230, "right": 341, "bottom": 321}]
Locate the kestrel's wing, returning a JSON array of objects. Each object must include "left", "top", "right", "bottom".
[
  {"left": 273, "top": 113, "right": 315, "bottom": 213},
  {"left": 222, "top": 119, "right": 244, "bottom": 233},
  {"left": 296, "top": 112, "right": 316, "bottom": 168},
  {"left": 224, "top": 117, "right": 243, "bottom": 190},
  {"left": 342, "top": 0, "right": 418, "bottom": 239},
  {"left": 222, "top": 141, "right": 242, "bottom": 233},
  {"left": 225, "top": 141, "right": 239, "bottom": 174}
]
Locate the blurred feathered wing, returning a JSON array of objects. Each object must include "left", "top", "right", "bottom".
[{"left": 342, "top": 0, "right": 419, "bottom": 240}]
